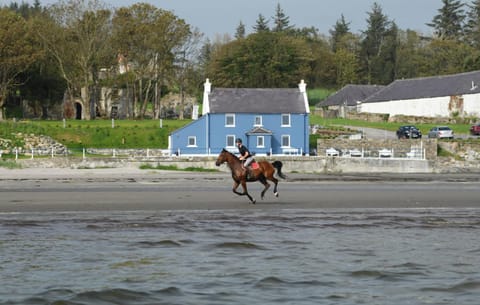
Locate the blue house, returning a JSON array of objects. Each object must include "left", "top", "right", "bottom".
[{"left": 169, "top": 79, "right": 310, "bottom": 156}]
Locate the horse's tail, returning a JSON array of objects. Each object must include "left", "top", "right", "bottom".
[{"left": 272, "top": 161, "right": 287, "bottom": 179}]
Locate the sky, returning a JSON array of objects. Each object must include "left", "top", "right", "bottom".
[{"left": 5, "top": 0, "right": 469, "bottom": 39}]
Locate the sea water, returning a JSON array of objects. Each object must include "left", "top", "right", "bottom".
[{"left": 1, "top": 208, "right": 480, "bottom": 305}]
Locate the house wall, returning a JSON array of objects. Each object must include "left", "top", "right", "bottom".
[
  {"left": 463, "top": 93, "right": 480, "bottom": 116},
  {"left": 169, "top": 112, "right": 309, "bottom": 156},
  {"left": 360, "top": 92, "right": 480, "bottom": 118},
  {"left": 208, "top": 113, "right": 309, "bottom": 155},
  {"left": 360, "top": 97, "right": 450, "bottom": 117},
  {"left": 169, "top": 116, "right": 208, "bottom": 155}
]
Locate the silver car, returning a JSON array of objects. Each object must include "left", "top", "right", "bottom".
[{"left": 427, "top": 126, "right": 454, "bottom": 139}]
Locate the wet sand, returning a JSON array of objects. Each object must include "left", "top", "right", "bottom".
[{"left": 1, "top": 167, "right": 480, "bottom": 212}]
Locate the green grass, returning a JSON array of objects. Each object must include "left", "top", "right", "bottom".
[
  {"left": 0, "top": 160, "right": 22, "bottom": 169},
  {"left": 307, "top": 88, "right": 336, "bottom": 106},
  {"left": 309, "top": 117, "right": 474, "bottom": 136},
  {"left": 0, "top": 119, "right": 190, "bottom": 149}
]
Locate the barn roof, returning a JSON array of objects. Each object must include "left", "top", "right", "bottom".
[
  {"left": 363, "top": 70, "right": 480, "bottom": 103},
  {"left": 319, "top": 84, "right": 385, "bottom": 107}
]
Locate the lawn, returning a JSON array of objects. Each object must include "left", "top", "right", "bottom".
[{"left": 0, "top": 119, "right": 190, "bottom": 149}]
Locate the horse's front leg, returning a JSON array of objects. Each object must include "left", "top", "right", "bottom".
[{"left": 232, "top": 180, "right": 255, "bottom": 204}]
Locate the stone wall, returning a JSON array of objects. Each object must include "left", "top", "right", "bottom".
[{"left": 438, "top": 141, "right": 480, "bottom": 161}]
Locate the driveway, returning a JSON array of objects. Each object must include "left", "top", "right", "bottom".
[{"left": 345, "top": 126, "right": 397, "bottom": 139}]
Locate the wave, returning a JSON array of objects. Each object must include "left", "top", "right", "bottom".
[
  {"left": 135, "top": 240, "right": 183, "bottom": 247},
  {"left": 8, "top": 287, "right": 183, "bottom": 305},
  {"left": 421, "top": 279, "right": 480, "bottom": 293},
  {"left": 211, "top": 241, "right": 267, "bottom": 250}
]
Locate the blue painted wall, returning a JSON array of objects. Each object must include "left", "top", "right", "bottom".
[{"left": 170, "top": 113, "right": 309, "bottom": 155}]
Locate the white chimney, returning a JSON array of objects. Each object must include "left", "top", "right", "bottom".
[
  {"left": 202, "top": 78, "right": 211, "bottom": 115},
  {"left": 298, "top": 79, "right": 309, "bottom": 113},
  {"left": 299, "top": 79, "right": 307, "bottom": 93}
]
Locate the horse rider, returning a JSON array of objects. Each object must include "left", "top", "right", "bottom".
[{"left": 236, "top": 138, "right": 254, "bottom": 174}]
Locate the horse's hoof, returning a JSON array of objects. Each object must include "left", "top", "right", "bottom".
[
  {"left": 252, "top": 199, "right": 256, "bottom": 204},
  {"left": 274, "top": 192, "right": 279, "bottom": 197}
]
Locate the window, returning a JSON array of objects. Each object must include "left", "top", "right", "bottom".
[
  {"left": 257, "top": 136, "right": 264, "bottom": 148},
  {"left": 254, "top": 115, "right": 262, "bottom": 126},
  {"left": 281, "top": 135, "right": 290, "bottom": 147},
  {"left": 187, "top": 136, "right": 196, "bottom": 147},
  {"left": 281, "top": 114, "right": 290, "bottom": 127},
  {"left": 225, "top": 114, "right": 235, "bottom": 127},
  {"left": 226, "top": 135, "right": 235, "bottom": 147}
]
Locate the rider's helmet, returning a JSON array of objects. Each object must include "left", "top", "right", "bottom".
[{"left": 236, "top": 138, "right": 242, "bottom": 144}]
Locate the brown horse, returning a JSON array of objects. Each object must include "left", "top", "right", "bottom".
[{"left": 215, "top": 148, "right": 286, "bottom": 204}]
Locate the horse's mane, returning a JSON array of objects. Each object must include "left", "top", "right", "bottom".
[{"left": 222, "top": 148, "right": 240, "bottom": 161}]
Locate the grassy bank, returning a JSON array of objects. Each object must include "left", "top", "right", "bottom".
[
  {"left": 0, "top": 119, "right": 189, "bottom": 149},
  {"left": 0, "top": 116, "right": 476, "bottom": 152}
]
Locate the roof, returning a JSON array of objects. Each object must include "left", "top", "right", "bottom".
[
  {"left": 319, "top": 84, "right": 385, "bottom": 107},
  {"left": 364, "top": 70, "right": 480, "bottom": 103},
  {"left": 246, "top": 127, "right": 273, "bottom": 135},
  {"left": 208, "top": 88, "right": 307, "bottom": 114}
]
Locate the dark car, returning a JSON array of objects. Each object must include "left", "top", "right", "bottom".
[
  {"left": 470, "top": 123, "right": 480, "bottom": 135},
  {"left": 396, "top": 125, "right": 422, "bottom": 139}
]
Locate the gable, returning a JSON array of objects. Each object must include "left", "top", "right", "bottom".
[
  {"left": 364, "top": 70, "right": 480, "bottom": 103},
  {"left": 208, "top": 88, "right": 307, "bottom": 114}
]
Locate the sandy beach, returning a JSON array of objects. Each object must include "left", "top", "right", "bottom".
[{"left": 1, "top": 166, "right": 480, "bottom": 212}]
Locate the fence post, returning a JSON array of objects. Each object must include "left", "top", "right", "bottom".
[
  {"left": 83, "top": 148, "right": 86, "bottom": 160},
  {"left": 51, "top": 147, "right": 54, "bottom": 158},
  {"left": 113, "top": 149, "right": 116, "bottom": 158},
  {"left": 31, "top": 148, "right": 34, "bottom": 159}
]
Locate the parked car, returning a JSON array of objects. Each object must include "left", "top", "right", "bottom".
[
  {"left": 396, "top": 125, "right": 422, "bottom": 139},
  {"left": 427, "top": 126, "right": 454, "bottom": 139},
  {"left": 470, "top": 123, "right": 480, "bottom": 135}
]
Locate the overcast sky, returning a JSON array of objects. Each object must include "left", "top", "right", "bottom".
[
  {"left": 7, "top": 0, "right": 470, "bottom": 39},
  {"left": 112, "top": 0, "right": 453, "bottom": 39}
]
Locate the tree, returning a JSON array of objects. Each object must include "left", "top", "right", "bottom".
[
  {"left": 420, "top": 38, "right": 476, "bottom": 75},
  {"left": 332, "top": 33, "right": 361, "bottom": 87},
  {"left": 272, "top": 3, "right": 293, "bottom": 33},
  {"left": 0, "top": 8, "right": 41, "bottom": 120},
  {"left": 253, "top": 14, "right": 269, "bottom": 33},
  {"left": 235, "top": 21, "right": 246, "bottom": 39},
  {"left": 359, "top": 2, "right": 397, "bottom": 84},
  {"left": 427, "top": 0, "right": 465, "bottom": 40},
  {"left": 174, "top": 28, "right": 203, "bottom": 119},
  {"left": 111, "top": 3, "right": 190, "bottom": 119},
  {"left": 207, "top": 32, "right": 312, "bottom": 88},
  {"left": 329, "top": 14, "right": 351, "bottom": 52},
  {"left": 35, "top": 0, "right": 113, "bottom": 120},
  {"left": 465, "top": 0, "right": 480, "bottom": 47},
  {"left": 395, "top": 29, "right": 430, "bottom": 79}
]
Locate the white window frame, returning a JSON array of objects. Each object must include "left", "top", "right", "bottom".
[
  {"left": 256, "top": 136, "right": 265, "bottom": 148},
  {"left": 225, "top": 114, "right": 235, "bottom": 127},
  {"left": 281, "top": 135, "right": 290, "bottom": 147},
  {"left": 226, "top": 135, "right": 236, "bottom": 148},
  {"left": 187, "top": 136, "right": 197, "bottom": 147},
  {"left": 254, "top": 115, "right": 262, "bottom": 126},
  {"left": 281, "top": 114, "right": 291, "bottom": 127}
]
